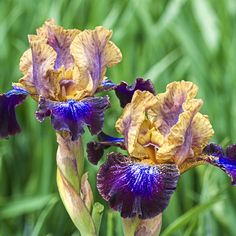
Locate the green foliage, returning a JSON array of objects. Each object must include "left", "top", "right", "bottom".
[{"left": 0, "top": 0, "right": 236, "bottom": 235}]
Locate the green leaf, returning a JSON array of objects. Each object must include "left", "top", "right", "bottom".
[
  {"left": 161, "top": 194, "right": 224, "bottom": 236},
  {"left": 0, "top": 194, "right": 55, "bottom": 219},
  {"left": 31, "top": 196, "right": 59, "bottom": 236}
]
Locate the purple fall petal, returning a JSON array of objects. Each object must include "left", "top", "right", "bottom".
[
  {"left": 36, "top": 96, "right": 110, "bottom": 140},
  {"left": 211, "top": 157, "right": 236, "bottom": 185},
  {"left": 87, "top": 141, "right": 107, "bottom": 165},
  {"left": 203, "top": 143, "right": 236, "bottom": 185},
  {"left": 115, "top": 78, "right": 156, "bottom": 108},
  {"left": 87, "top": 132, "right": 125, "bottom": 165},
  {"left": 226, "top": 144, "right": 236, "bottom": 160},
  {"left": 0, "top": 87, "right": 28, "bottom": 138},
  {"left": 97, "top": 152, "right": 179, "bottom": 219},
  {"left": 203, "top": 143, "right": 224, "bottom": 157}
]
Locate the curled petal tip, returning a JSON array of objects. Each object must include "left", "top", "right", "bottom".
[{"left": 115, "top": 78, "right": 156, "bottom": 108}]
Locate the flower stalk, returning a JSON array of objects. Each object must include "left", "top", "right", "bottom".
[
  {"left": 56, "top": 133, "right": 103, "bottom": 236},
  {"left": 122, "top": 214, "right": 162, "bottom": 236}
]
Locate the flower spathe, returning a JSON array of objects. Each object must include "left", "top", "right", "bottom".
[
  {"left": 88, "top": 79, "right": 236, "bottom": 219},
  {"left": 0, "top": 19, "right": 122, "bottom": 140}
]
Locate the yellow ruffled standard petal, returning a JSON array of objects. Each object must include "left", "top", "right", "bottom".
[
  {"left": 137, "top": 119, "right": 153, "bottom": 146},
  {"left": 18, "top": 41, "right": 57, "bottom": 98},
  {"left": 72, "top": 67, "right": 94, "bottom": 100},
  {"left": 46, "top": 69, "right": 63, "bottom": 99},
  {"left": 19, "top": 49, "right": 32, "bottom": 74},
  {"left": 116, "top": 90, "right": 158, "bottom": 159},
  {"left": 148, "top": 81, "right": 198, "bottom": 137},
  {"left": 70, "top": 26, "right": 122, "bottom": 94},
  {"left": 155, "top": 99, "right": 203, "bottom": 164},
  {"left": 44, "top": 67, "right": 84, "bottom": 101},
  {"left": 191, "top": 113, "right": 214, "bottom": 156},
  {"left": 36, "top": 19, "right": 80, "bottom": 69}
]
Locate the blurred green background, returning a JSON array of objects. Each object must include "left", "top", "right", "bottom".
[{"left": 1, "top": 0, "right": 236, "bottom": 235}]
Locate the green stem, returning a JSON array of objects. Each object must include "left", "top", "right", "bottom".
[{"left": 122, "top": 217, "right": 140, "bottom": 236}]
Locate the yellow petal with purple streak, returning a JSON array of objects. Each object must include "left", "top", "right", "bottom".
[
  {"left": 156, "top": 99, "right": 203, "bottom": 164},
  {"left": 37, "top": 19, "right": 80, "bottom": 69},
  {"left": 148, "top": 81, "right": 198, "bottom": 137},
  {"left": 191, "top": 113, "right": 214, "bottom": 156},
  {"left": 72, "top": 67, "right": 94, "bottom": 100},
  {"left": 70, "top": 26, "right": 122, "bottom": 94},
  {"left": 18, "top": 41, "right": 56, "bottom": 98},
  {"left": 116, "top": 90, "right": 158, "bottom": 159},
  {"left": 19, "top": 49, "right": 32, "bottom": 74}
]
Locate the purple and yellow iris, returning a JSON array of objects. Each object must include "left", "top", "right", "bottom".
[
  {"left": 0, "top": 19, "right": 122, "bottom": 140},
  {"left": 87, "top": 79, "right": 236, "bottom": 219}
]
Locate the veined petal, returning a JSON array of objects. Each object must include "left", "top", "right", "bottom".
[
  {"left": 211, "top": 157, "right": 236, "bottom": 185},
  {"left": 19, "top": 41, "right": 57, "bottom": 98},
  {"left": 116, "top": 90, "right": 158, "bottom": 158},
  {"left": 35, "top": 96, "right": 110, "bottom": 140},
  {"left": 19, "top": 49, "right": 32, "bottom": 75},
  {"left": 202, "top": 143, "right": 224, "bottom": 157},
  {"left": 148, "top": 81, "right": 198, "bottom": 137},
  {"left": 31, "top": 41, "right": 57, "bottom": 97},
  {"left": 0, "top": 87, "right": 28, "bottom": 138},
  {"left": 226, "top": 145, "right": 236, "bottom": 159},
  {"left": 191, "top": 113, "right": 214, "bottom": 156},
  {"left": 37, "top": 19, "right": 80, "bottom": 69},
  {"left": 97, "top": 152, "right": 179, "bottom": 219},
  {"left": 87, "top": 132, "right": 125, "bottom": 165},
  {"left": 70, "top": 26, "right": 122, "bottom": 94},
  {"left": 203, "top": 143, "right": 236, "bottom": 185},
  {"left": 156, "top": 99, "right": 204, "bottom": 164},
  {"left": 115, "top": 78, "right": 156, "bottom": 108}
]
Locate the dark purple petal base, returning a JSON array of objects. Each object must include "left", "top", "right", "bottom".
[
  {"left": 87, "top": 141, "right": 107, "bottom": 165},
  {"left": 36, "top": 96, "right": 110, "bottom": 141},
  {"left": 203, "top": 143, "right": 224, "bottom": 157},
  {"left": 97, "top": 152, "right": 179, "bottom": 219},
  {"left": 0, "top": 87, "right": 28, "bottom": 138},
  {"left": 203, "top": 143, "right": 236, "bottom": 185},
  {"left": 87, "top": 132, "right": 125, "bottom": 165},
  {"left": 115, "top": 78, "right": 156, "bottom": 108}
]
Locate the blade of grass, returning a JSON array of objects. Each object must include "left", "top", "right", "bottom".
[
  {"left": 144, "top": 49, "right": 180, "bottom": 83},
  {"left": 161, "top": 194, "right": 224, "bottom": 236},
  {"left": 0, "top": 194, "right": 55, "bottom": 219},
  {"left": 31, "top": 195, "right": 59, "bottom": 236}
]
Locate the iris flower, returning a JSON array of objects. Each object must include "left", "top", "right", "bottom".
[
  {"left": 0, "top": 19, "right": 122, "bottom": 140},
  {"left": 87, "top": 79, "right": 236, "bottom": 219}
]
